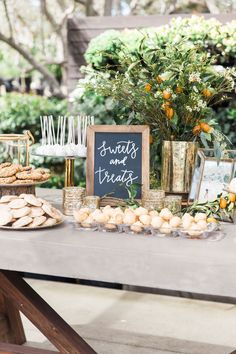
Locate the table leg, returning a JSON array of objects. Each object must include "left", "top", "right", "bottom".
[
  {"left": 0, "top": 270, "right": 97, "bottom": 354},
  {"left": 0, "top": 292, "right": 26, "bottom": 345}
]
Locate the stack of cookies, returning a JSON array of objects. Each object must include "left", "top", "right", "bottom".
[
  {"left": 0, "top": 162, "right": 50, "bottom": 185},
  {"left": 0, "top": 195, "right": 63, "bottom": 228}
]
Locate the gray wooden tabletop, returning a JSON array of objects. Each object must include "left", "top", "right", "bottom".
[{"left": 0, "top": 188, "right": 235, "bottom": 298}]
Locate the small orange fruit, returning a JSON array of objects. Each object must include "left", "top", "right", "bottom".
[
  {"left": 145, "top": 83, "right": 152, "bottom": 92},
  {"left": 192, "top": 125, "right": 201, "bottom": 136},
  {"left": 165, "top": 107, "right": 174, "bottom": 119},
  {"left": 156, "top": 75, "right": 164, "bottom": 84},
  {"left": 199, "top": 122, "right": 212, "bottom": 133},
  {"left": 219, "top": 198, "right": 227, "bottom": 209},
  {"left": 162, "top": 90, "right": 171, "bottom": 100},
  {"left": 202, "top": 88, "right": 212, "bottom": 97},
  {"left": 207, "top": 217, "right": 217, "bottom": 223},
  {"left": 161, "top": 101, "right": 171, "bottom": 110},
  {"left": 228, "top": 193, "right": 236, "bottom": 203},
  {"left": 176, "top": 86, "right": 183, "bottom": 93}
]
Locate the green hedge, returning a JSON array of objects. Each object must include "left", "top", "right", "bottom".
[{"left": 85, "top": 17, "right": 236, "bottom": 69}]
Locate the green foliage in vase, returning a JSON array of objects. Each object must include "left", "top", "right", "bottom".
[{"left": 82, "top": 38, "right": 235, "bottom": 158}]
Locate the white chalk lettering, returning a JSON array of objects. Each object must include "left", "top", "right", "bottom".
[
  {"left": 109, "top": 156, "right": 127, "bottom": 166},
  {"left": 95, "top": 167, "right": 138, "bottom": 187},
  {"left": 97, "top": 140, "right": 139, "bottom": 159}
]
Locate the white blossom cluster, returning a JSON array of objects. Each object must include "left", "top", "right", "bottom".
[{"left": 189, "top": 72, "right": 201, "bottom": 83}]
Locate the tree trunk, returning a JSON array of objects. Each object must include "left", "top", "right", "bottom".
[
  {"left": 104, "top": 0, "right": 113, "bottom": 15},
  {"left": 0, "top": 33, "right": 65, "bottom": 98}
]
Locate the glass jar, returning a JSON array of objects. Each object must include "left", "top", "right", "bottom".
[{"left": 164, "top": 195, "right": 182, "bottom": 213}]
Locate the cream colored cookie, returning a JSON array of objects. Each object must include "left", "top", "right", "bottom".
[
  {"left": 12, "top": 216, "right": 33, "bottom": 228},
  {"left": 0, "top": 165, "right": 19, "bottom": 178},
  {"left": 0, "top": 195, "right": 18, "bottom": 203},
  {"left": 8, "top": 198, "right": 27, "bottom": 209},
  {"left": 11, "top": 206, "right": 31, "bottom": 219},
  {"left": 37, "top": 198, "right": 50, "bottom": 205},
  {"left": 13, "top": 179, "right": 35, "bottom": 184},
  {"left": 0, "top": 210, "right": 13, "bottom": 225},
  {"left": 42, "top": 204, "right": 63, "bottom": 221},
  {"left": 40, "top": 173, "right": 51, "bottom": 181},
  {"left": 43, "top": 217, "right": 57, "bottom": 226},
  {"left": 29, "top": 207, "right": 45, "bottom": 217},
  {"left": 0, "top": 176, "right": 17, "bottom": 184},
  {"left": 29, "top": 215, "right": 46, "bottom": 227},
  {"left": 16, "top": 171, "right": 42, "bottom": 181},
  {"left": 24, "top": 194, "right": 42, "bottom": 207},
  {"left": 19, "top": 165, "right": 32, "bottom": 172},
  {"left": 0, "top": 162, "right": 11, "bottom": 169}
]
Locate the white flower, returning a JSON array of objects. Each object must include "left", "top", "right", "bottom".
[
  {"left": 172, "top": 93, "right": 177, "bottom": 99},
  {"left": 186, "top": 106, "right": 192, "bottom": 112},
  {"left": 189, "top": 72, "right": 201, "bottom": 83}
]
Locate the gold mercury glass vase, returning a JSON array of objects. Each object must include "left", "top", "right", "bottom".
[{"left": 161, "top": 141, "right": 197, "bottom": 194}]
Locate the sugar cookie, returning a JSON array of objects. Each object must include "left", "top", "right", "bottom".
[
  {"left": 0, "top": 210, "right": 13, "bottom": 226},
  {"left": 23, "top": 194, "right": 42, "bottom": 207},
  {"left": 43, "top": 218, "right": 57, "bottom": 226},
  {"left": 0, "top": 195, "right": 18, "bottom": 203},
  {"left": 8, "top": 198, "right": 27, "bottom": 209},
  {"left": 29, "top": 215, "right": 46, "bottom": 227},
  {"left": 42, "top": 204, "right": 63, "bottom": 221},
  {"left": 29, "top": 207, "right": 45, "bottom": 217},
  {"left": 12, "top": 216, "right": 33, "bottom": 228},
  {"left": 11, "top": 207, "right": 31, "bottom": 219}
]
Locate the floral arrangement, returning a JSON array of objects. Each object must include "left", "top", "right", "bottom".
[
  {"left": 82, "top": 38, "right": 235, "bottom": 158},
  {"left": 185, "top": 192, "right": 236, "bottom": 222}
]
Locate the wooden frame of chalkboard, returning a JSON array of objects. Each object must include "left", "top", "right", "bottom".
[{"left": 86, "top": 125, "right": 150, "bottom": 205}]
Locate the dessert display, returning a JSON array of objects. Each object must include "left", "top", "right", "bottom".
[
  {"left": 35, "top": 115, "right": 94, "bottom": 158},
  {"left": 0, "top": 163, "right": 50, "bottom": 185},
  {"left": 73, "top": 205, "right": 219, "bottom": 238},
  {"left": 0, "top": 195, "right": 63, "bottom": 229}
]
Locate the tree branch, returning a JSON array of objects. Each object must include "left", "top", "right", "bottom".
[
  {"left": 3, "top": 0, "right": 13, "bottom": 38},
  {"left": 40, "top": 0, "right": 61, "bottom": 35},
  {"left": 0, "top": 32, "right": 64, "bottom": 97}
]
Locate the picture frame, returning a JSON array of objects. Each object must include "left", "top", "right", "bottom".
[
  {"left": 189, "top": 149, "right": 236, "bottom": 203},
  {"left": 86, "top": 125, "right": 150, "bottom": 205}
]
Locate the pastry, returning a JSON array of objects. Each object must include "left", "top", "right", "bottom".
[
  {"left": 0, "top": 210, "right": 13, "bottom": 226},
  {"left": 0, "top": 176, "right": 16, "bottom": 184},
  {"left": 40, "top": 173, "right": 51, "bottom": 181},
  {"left": 24, "top": 194, "right": 42, "bottom": 207},
  {"left": 16, "top": 171, "right": 42, "bottom": 181},
  {"left": 0, "top": 162, "right": 11, "bottom": 169},
  {"left": 0, "top": 195, "right": 18, "bottom": 203},
  {"left": 0, "top": 165, "right": 19, "bottom": 178},
  {"left": 42, "top": 204, "right": 63, "bottom": 221},
  {"left": 11, "top": 207, "right": 31, "bottom": 219},
  {"left": 12, "top": 216, "right": 33, "bottom": 228},
  {"left": 8, "top": 198, "right": 27, "bottom": 209},
  {"left": 13, "top": 179, "right": 34, "bottom": 184},
  {"left": 29, "top": 207, "right": 45, "bottom": 217},
  {"left": 43, "top": 218, "right": 57, "bottom": 226},
  {"left": 29, "top": 215, "right": 47, "bottom": 227},
  {"left": 19, "top": 166, "right": 32, "bottom": 171}
]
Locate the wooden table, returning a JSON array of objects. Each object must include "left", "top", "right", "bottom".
[{"left": 0, "top": 189, "right": 236, "bottom": 354}]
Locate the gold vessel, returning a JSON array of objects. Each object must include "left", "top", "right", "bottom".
[{"left": 161, "top": 141, "right": 197, "bottom": 193}]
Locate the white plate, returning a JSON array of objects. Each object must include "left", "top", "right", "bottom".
[{"left": 0, "top": 219, "right": 64, "bottom": 230}]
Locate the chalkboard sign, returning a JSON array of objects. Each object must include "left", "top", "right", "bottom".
[{"left": 86, "top": 125, "right": 149, "bottom": 203}]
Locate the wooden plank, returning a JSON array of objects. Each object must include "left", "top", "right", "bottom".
[
  {"left": 0, "top": 271, "right": 97, "bottom": 354},
  {"left": 0, "top": 293, "right": 26, "bottom": 345},
  {"left": 67, "top": 13, "right": 236, "bottom": 30},
  {"left": 0, "top": 342, "right": 58, "bottom": 354}
]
